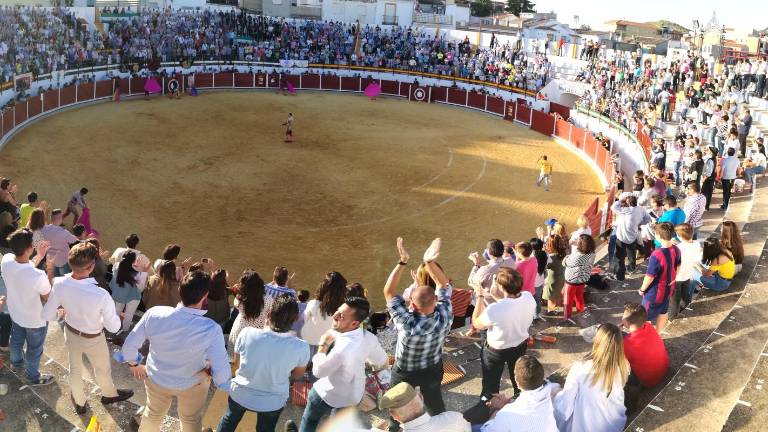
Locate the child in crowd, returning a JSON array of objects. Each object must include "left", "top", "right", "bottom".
[
  {"left": 671, "top": 223, "right": 702, "bottom": 318},
  {"left": 514, "top": 242, "right": 537, "bottom": 296},
  {"left": 568, "top": 215, "right": 592, "bottom": 254},
  {"left": 291, "top": 289, "right": 310, "bottom": 336},
  {"left": 621, "top": 303, "right": 670, "bottom": 413},
  {"left": 530, "top": 238, "right": 549, "bottom": 317},
  {"left": 638, "top": 223, "right": 680, "bottom": 333}
]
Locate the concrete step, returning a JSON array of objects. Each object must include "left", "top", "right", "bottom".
[{"left": 722, "top": 337, "right": 768, "bottom": 431}]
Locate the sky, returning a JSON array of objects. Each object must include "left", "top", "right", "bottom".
[{"left": 534, "top": 0, "right": 766, "bottom": 33}]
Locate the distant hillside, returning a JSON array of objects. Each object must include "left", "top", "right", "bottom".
[{"left": 649, "top": 20, "right": 690, "bottom": 33}]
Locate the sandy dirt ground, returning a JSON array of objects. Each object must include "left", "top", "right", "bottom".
[{"left": 0, "top": 90, "right": 602, "bottom": 309}]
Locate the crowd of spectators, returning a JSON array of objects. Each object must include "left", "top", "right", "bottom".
[
  {"left": 0, "top": 6, "right": 550, "bottom": 92},
  {"left": 0, "top": 160, "right": 749, "bottom": 432},
  {"left": 0, "top": 5, "right": 759, "bottom": 432}
]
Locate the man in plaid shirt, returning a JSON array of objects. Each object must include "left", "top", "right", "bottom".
[{"left": 384, "top": 238, "right": 453, "bottom": 432}]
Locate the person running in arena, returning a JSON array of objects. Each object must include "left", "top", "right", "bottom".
[
  {"left": 62, "top": 187, "right": 88, "bottom": 225},
  {"left": 536, "top": 155, "right": 553, "bottom": 191},
  {"left": 283, "top": 113, "right": 294, "bottom": 142}
]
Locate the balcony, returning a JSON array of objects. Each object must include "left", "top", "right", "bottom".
[
  {"left": 382, "top": 15, "right": 399, "bottom": 25},
  {"left": 412, "top": 12, "right": 453, "bottom": 26}
]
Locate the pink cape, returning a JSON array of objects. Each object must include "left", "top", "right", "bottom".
[
  {"left": 285, "top": 80, "right": 296, "bottom": 93},
  {"left": 77, "top": 207, "right": 100, "bottom": 239},
  {"left": 364, "top": 82, "right": 381, "bottom": 98},
  {"left": 144, "top": 77, "right": 162, "bottom": 94}
]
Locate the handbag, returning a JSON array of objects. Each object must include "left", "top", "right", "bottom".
[{"left": 358, "top": 368, "right": 391, "bottom": 412}]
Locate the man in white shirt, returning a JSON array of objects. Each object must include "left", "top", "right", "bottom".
[
  {"left": 39, "top": 209, "right": 78, "bottom": 276},
  {"left": 744, "top": 147, "right": 767, "bottom": 185},
  {"left": 670, "top": 223, "right": 702, "bottom": 319},
  {"left": 379, "top": 382, "right": 470, "bottom": 432},
  {"left": 720, "top": 147, "right": 741, "bottom": 210},
  {"left": 42, "top": 242, "right": 134, "bottom": 413},
  {"left": 472, "top": 267, "right": 536, "bottom": 399},
  {"left": 611, "top": 194, "right": 651, "bottom": 280},
  {"left": 478, "top": 356, "right": 560, "bottom": 432},
  {"left": 298, "top": 297, "right": 377, "bottom": 432},
  {"left": 0, "top": 229, "right": 55, "bottom": 386}
]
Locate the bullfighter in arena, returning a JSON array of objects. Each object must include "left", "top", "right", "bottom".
[{"left": 283, "top": 113, "right": 294, "bottom": 142}]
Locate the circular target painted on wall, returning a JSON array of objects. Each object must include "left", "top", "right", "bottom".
[
  {"left": 167, "top": 79, "right": 180, "bottom": 93},
  {"left": 413, "top": 87, "right": 426, "bottom": 101}
]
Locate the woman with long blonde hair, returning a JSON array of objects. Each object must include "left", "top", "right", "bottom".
[{"left": 554, "top": 323, "right": 629, "bottom": 432}]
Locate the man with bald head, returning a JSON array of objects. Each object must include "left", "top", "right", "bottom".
[{"left": 383, "top": 237, "right": 453, "bottom": 432}]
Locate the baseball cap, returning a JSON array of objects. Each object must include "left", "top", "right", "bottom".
[
  {"left": 545, "top": 218, "right": 557, "bottom": 226},
  {"left": 379, "top": 383, "right": 418, "bottom": 410}
]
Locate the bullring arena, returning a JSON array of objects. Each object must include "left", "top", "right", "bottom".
[
  {"left": 3, "top": 5, "right": 768, "bottom": 432},
  {"left": 0, "top": 84, "right": 603, "bottom": 308}
]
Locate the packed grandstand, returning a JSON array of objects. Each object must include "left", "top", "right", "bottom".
[{"left": 1, "top": 3, "right": 768, "bottom": 432}]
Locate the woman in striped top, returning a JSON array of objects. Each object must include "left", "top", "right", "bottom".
[{"left": 562, "top": 234, "right": 596, "bottom": 320}]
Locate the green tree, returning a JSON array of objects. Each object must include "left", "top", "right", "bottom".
[
  {"left": 471, "top": 0, "right": 495, "bottom": 17},
  {"left": 505, "top": 0, "right": 536, "bottom": 16}
]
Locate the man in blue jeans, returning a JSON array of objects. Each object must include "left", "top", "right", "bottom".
[
  {"left": 298, "top": 297, "right": 374, "bottom": 432},
  {"left": 217, "top": 294, "right": 309, "bottom": 432},
  {"left": 0, "top": 229, "right": 56, "bottom": 386},
  {"left": 383, "top": 238, "right": 454, "bottom": 432}
]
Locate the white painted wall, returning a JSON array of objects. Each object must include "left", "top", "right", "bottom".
[
  {"left": 445, "top": 5, "right": 469, "bottom": 26},
  {"left": 322, "top": 0, "right": 378, "bottom": 25}
]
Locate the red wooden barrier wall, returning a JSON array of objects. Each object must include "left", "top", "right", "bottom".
[
  {"left": 28, "top": 96, "right": 42, "bottom": 119},
  {"left": 235, "top": 73, "right": 254, "bottom": 87},
  {"left": 549, "top": 102, "right": 571, "bottom": 119},
  {"left": 531, "top": 109, "right": 555, "bottom": 136},
  {"left": 380, "top": 80, "right": 398, "bottom": 95},
  {"left": 77, "top": 83, "right": 95, "bottom": 102},
  {"left": 515, "top": 101, "right": 531, "bottom": 124},
  {"left": 447, "top": 88, "right": 466, "bottom": 105},
  {"left": 60, "top": 86, "right": 76, "bottom": 106},
  {"left": 95, "top": 80, "right": 113, "bottom": 98},
  {"left": 486, "top": 96, "right": 504, "bottom": 115},
  {"left": 14, "top": 101, "right": 28, "bottom": 126},
  {"left": 555, "top": 119, "right": 571, "bottom": 141},
  {"left": 302, "top": 73, "right": 320, "bottom": 89}
]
